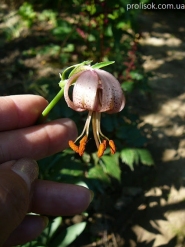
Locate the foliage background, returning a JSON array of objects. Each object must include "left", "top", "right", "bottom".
[{"left": 0, "top": 0, "right": 158, "bottom": 246}]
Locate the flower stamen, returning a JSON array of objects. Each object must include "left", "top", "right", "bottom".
[
  {"left": 74, "top": 111, "right": 93, "bottom": 144},
  {"left": 92, "top": 112, "right": 116, "bottom": 157},
  {"left": 79, "top": 135, "right": 88, "bottom": 156},
  {"left": 109, "top": 140, "right": 116, "bottom": 154},
  {"left": 97, "top": 140, "right": 107, "bottom": 158},
  {"left": 92, "top": 112, "right": 101, "bottom": 148},
  {"left": 69, "top": 141, "right": 79, "bottom": 153}
]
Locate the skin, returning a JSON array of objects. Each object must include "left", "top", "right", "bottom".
[{"left": 0, "top": 95, "right": 93, "bottom": 247}]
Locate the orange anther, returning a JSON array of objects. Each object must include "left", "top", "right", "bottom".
[
  {"left": 103, "top": 139, "right": 107, "bottom": 149},
  {"left": 97, "top": 140, "right": 107, "bottom": 158},
  {"left": 69, "top": 140, "right": 79, "bottom": 153},
  {"left": 79, "top": 135, "right": 88, "bottom": 156},
  {"left": 109, "top": 140, "right": 116, "bottom": 154}
]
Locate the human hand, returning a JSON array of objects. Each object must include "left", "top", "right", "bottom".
[{"left": 0, "top": 95, "right": 93, "bottom": 247}]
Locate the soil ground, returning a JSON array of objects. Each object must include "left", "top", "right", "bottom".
[{"left": 120, "top": 10, "right": 185, "bottom": 247}]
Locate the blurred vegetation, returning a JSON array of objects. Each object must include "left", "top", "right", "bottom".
[{"left": 0, "top": 0, "right": 155, "bottom": 246}]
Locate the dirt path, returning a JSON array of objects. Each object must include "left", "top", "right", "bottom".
[{"left": 121, "top": 11, "right": 185, "bottom": 247}]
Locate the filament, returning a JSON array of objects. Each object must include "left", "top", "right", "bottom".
[
  {"left": 92, "top": 112, "right": 101, "bottom": 148},
  {"left": 74, "top": 110, "right": 93, "bottom": 143}
]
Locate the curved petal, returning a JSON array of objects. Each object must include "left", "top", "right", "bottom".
[
  {"left": 64, "top": 71, "right": 85, "bottom": 112},
  {"left": 72, "top": 70, "right": 100, "bottom": 111},
  {"left": 94, "top": 69, "right": 125, "bottom": 113}
]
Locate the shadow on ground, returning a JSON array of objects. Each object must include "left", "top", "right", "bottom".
[{"left": 117, "top": 10, "right": 185, "bottom": 247}]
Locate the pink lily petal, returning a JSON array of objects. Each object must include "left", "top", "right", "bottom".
[
  {"left": 94, "top": 69, "right": 125, "bottom": 113},
  {"left": 64, "top": 71, "right": 84, "bottom": 111},
  {"left": 72, "top": 70, "right": 100, "bottom": 111}
]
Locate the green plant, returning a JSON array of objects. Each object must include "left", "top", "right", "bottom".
[{"left": 18, "top": 2, "right": 36, "bottom": 27}]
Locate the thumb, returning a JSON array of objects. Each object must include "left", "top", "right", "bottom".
[{"left": 0, "top": 158, "right": 39, "bottom": 246}]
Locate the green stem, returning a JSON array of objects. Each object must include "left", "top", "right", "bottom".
[
  {"left": 37, "top": 87, "right": 64, "bottom": 123},
  {"left": 43, "top": 88, "right": 64, "bottom": 116}
]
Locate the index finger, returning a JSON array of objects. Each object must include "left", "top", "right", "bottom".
[{"left": 0, "top": 95, "right": 48, "bottom": 131}]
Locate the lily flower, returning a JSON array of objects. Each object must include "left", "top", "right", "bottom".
[{"left": 64, "top": 66, "right": 125, "bottom": 158}]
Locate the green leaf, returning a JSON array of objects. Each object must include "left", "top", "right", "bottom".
[
  {"left": 63, "top": 43, "right": 74, "bottom": 52},
  {"left": 76, "top": 181, "right": 89, "bottom": 189},
  {"left": 121, "top": 81, "right": 135, "bottom": 92},
  {"left": 91, "top": 61, "right": 115, "bottom": 69},
  {"left": 67, "top": 60, "right": 92, "bottom": 78},
  {"left": 120, "top": 148, "right": 154, "bottom": 170},
  {"left": 18, "top": 2, "right": 36, "bottom": 26},
  {"left": 137, "top": 149, "right": 154, "bottom": 166},
  {"left": 120, "top": 148, "right": 139, "bottom": 170},
  {"left": 52, "top": 222, "right": 87, "bottom": 247},
  {"left": 130, "top": 71, "right": 144, "bottom": 80},
  {"left": 55, "top": 158, "right": 84, "bottom": 178},
  {"left": 88, "top": 165, "right": 111, "bottom": 184},
  {"left": 49, "top": 217, "right": 62, "bottom": 238},
  {"left": 101, "top": 154, "right": 121, "bottom": 182},
  {"left": 52, "top": 20, "right": 72, "bottom": 36},
  {"left": 60, "top": 167, "right": 83, "bottom": 177},
  {"left": 20, "top": 241, "right": 44, "bottom": 247}
]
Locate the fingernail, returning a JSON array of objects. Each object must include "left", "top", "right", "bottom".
[
  {"left": 89, "top": 190, "right": 94, "bottom": 203},
  {"left": 11, "top": 158, "right": 39, "bottom": 189},
  {"left": 41, "top": 216, "right": 49, "bottom": 228}
]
